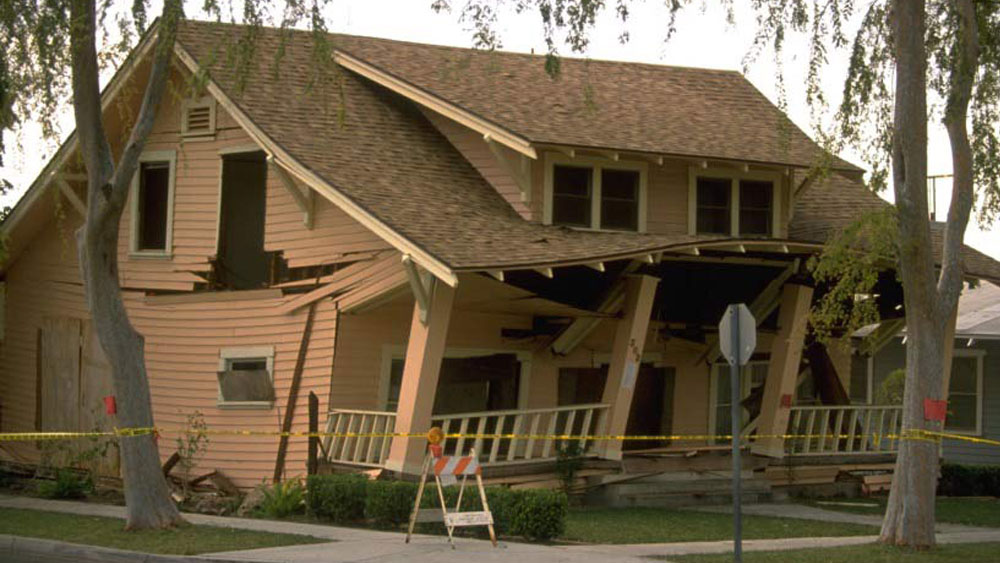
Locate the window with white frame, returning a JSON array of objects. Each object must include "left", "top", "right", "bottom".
[
  {"left": 689, "top": 168, "right": 780, "bottom": 237},
  {"left": 217, "top": 346, "right": 275, "bottom": 408},
  {"left": 130, "top": 151, "right": 176, "bottom": 256},
  {"left": 545, "top": 154, "right": 647, "bottom": 232},
  {"left": 709, "top": 361, "right": 768, "bottom": 440},
  {"left": 946, "top": 351, "right": 983, "bottom": 434}
]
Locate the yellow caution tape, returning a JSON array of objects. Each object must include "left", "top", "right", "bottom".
[{"left": 0, "top": 426, "right": 991, "bottom": 447}]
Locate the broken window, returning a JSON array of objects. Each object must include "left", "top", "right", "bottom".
[
  {"left": 216, "top": 151, "right": 270, "bottom": 290},
  {"left": 130, "top": 152, "right": 175, "bottom": 255},
  {"left": 217, "top": 347, "right": 275, "bottom": 407}
]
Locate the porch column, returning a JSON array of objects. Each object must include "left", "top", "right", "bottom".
[
  {"left": 384, "top": 279, "right": 456, "bottom": 474},
  {"left": 599, "top": 274, "right": 660, "bottom": 461},
  {"left": 752, "top": 283, "right": 814, "bottom": 458}
]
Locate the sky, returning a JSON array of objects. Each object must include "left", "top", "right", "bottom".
[{"left": 2, "top": 0, "right": 996, "bottom": 259}]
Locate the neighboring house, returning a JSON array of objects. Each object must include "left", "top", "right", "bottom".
[
  {"left": 2, "top": 20, "right": 1000, "bottom": 490},
  {"left": 856, "top": 282, "right": 1000, "bottom": 466}
]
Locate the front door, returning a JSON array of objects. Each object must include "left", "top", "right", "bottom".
[{"left": 558, "top": 364, "right": 676, "bottom": 450}]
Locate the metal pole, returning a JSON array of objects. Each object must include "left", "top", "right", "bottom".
[{"left": 730, "top": 306, "right": 743, "bottom": 563}]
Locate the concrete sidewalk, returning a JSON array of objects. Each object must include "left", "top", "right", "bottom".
[{"left": 4, "top": 495, "right": 1000, "bottom": 562}]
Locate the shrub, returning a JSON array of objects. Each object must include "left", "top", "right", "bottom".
[
  {"left": 939, "top": 464, "right": 1000, "bottom": 497},
  {"left": 307, "top": 474, "right": 367, "bottom": 523},
  {"left": 508, "top": 489, "right": 567, "bottom": 541},
  {"left": 36, "top": 468, "right": 92, "bottom": 500},
  {"left": 365, "top": 480, "right": 418, "bottom": 528},
  {"left": 258, "top": 479, "right": 305, "bottom": 518}
]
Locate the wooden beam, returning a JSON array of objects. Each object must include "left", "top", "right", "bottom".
[
  {"left": 696, "top": 259, "right": 800, "bottom": 365},
  {"left": 268, "top": 156, "right": 314, "bottom": 229},
  {"left": 52, "top": 176, "right": 86, "bottom": 217},
  {"left": 273, "top": 302, "right": 318, "bottom": 482},
  {"left": 535, "top": 267, "right": 554, "bottom": 279},
  {"left": 385, "top": 281, "right": 457, "bottom": 474},
  {"left": 585, "top": 262, "right": 606, "bottom": 273},
  {"left": 753, "top": 283, "right": 814, "bottom": 458},
  {"left": 402, "top": 254, "right": 433, "bottom": 325},
  {"left": 484, "top": 134, "right": 531, "bottom": 204},
  {"left": 859, "top": 318, "right": 906, "bottom": 356},
  {"left": 599, "top": 275, "right": 660, "bottom": 460},
  {"left": 487, "top": 270, "right": 505, "bottom": 282}
]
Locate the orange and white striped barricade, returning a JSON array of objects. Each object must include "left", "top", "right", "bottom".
[{"left": 406, "top": 444, "right": 497, "bottom": 548}]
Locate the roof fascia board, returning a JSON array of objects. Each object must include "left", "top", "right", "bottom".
[
  {"left": 332, "top": 50, "right": 537, "bottom": 160},
  {"left": 2, "top": 23, "right": 161, "bottom": 236},
  {"left": 172, "top": 42, "right": 458, "bottom": 288}
]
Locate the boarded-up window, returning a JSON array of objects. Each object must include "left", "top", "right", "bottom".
[{"left": 217, "top": 348, "right": 275, "bottom": 407}]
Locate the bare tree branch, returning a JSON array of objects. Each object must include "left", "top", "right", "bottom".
[
  {"left": 109, "top": 0, "right": 183, "bottom": 212},
  {"left": 937, "top": 0, "right": 980, "bottom": 316}
]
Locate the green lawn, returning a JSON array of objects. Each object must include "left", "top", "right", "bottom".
[
  {"left": 664, "top": 542, "right": 1000, "bottom": 562},
  {"left": 0, "top": 507, "right": 327, "bottom": 555},
  {"left": 809, "top": 497, "right": 1000, "bottom": 528},
  {"left": 562, "top": 507, "right": 878, "bottom": 544}
]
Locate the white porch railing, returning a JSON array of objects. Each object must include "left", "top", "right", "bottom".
[
  {"left": 431, "top": 403, "right": 610, "bottom": 465},
  {"left": 785, "top": 405, "right": 903, "bottom": 456},
  {"left": 323, "top": 409, "right": 397, "bottom": 467}
]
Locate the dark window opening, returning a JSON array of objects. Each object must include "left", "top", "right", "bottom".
[
  {"left": 552, "top": 165, "right": 593, "bottom": 227},
  {"left": 696, "top": 177, "right": 731, "bottom": 234},
  {"left": 216, "top": 152, "right": 269, "bottom": 290},
  {"left": 600, "top": 169, "right": 639, "bottom": 231},
  {"left": 739, "top": 180, "right": 773, "bottom": 236},
  {"left": 137, "top": 162, "right": 170, "bottom": 251}
]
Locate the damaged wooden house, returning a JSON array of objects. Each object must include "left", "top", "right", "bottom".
[{"left": 3, "top": 20, "right": 1000, "bottom": 501}]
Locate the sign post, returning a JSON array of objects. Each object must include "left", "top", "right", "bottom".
[{"left": 719, "top": 304, "right": 756, "bottom": 563}]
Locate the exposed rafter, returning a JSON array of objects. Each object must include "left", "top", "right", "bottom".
[
  {"left": 696, "top": 258, "right": 801, "bottom": 365},
  {"left": 402, "top": 254, "right": 435, "bottom": 325},
  {"left": 52, "top": 175, "right": 86, "bottom": 217},
  {"left": 484, "top": 133, "right": 532, "bottom": 204},
  {"left": 858, "top": 318, "right": 906, "bottom": 356},
  {"left": 268, "top": 156, "right": 314, "bottom": 229}
]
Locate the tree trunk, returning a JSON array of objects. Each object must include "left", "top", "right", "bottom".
[
  {"left": 70, "top": 0, "right": 183, "bottom": 529},
  {"left": 879, "top": 0, "right": 938, "bottom": 547},
  {"left": 880, "top": 0, "right": 979, "bottom": 547}
]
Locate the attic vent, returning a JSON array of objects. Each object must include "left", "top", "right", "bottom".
[{"left": 181, "top": 97, "right": 216, "bottom": 137}]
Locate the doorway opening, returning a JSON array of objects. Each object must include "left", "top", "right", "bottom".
[{"left": 216, "top": 151, "right": 269, "bottom": 290}]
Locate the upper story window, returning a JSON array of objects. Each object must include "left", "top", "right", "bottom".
[
  {"left": 129, "top": 150, "right": 176, "bottom": 257},
  {"left": 689, "top": 168, "right": 781, "bottom": 237},
  {"left": 544, "top": 153, "right": 647, "bottom": 232}
]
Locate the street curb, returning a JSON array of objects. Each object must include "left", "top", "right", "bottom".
[{"left": 0, "top": 534, "right": 283, "bottom": 563}]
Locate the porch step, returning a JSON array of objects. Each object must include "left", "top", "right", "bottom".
[{"left": 586, "top": 472, "right": 774, "bottom": 508}]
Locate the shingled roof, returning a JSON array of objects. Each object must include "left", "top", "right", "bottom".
[
  {"left": 327, "top": 33, "right": 860, "bottom": 172},
  {"left": 790, "top": 174, "right": 1000, "bottom": 284}
]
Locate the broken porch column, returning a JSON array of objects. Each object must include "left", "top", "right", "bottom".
[
  {"left": 598, "top": 274, "right": 660, "bottom": 461},
  {"left": 384, "top": 278, "right": 456, "bottom": 475},
  {"left": 752, "top": 282, "right": 814, "bottom": 458}
]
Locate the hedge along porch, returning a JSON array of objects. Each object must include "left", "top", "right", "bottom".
[{"left": 320, "top": 245, "right": 900, "bottom": 478}]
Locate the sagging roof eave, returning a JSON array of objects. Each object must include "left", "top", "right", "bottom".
[
  {"left": 171, "top": 41, "right": 460, "bottom": 288},
  {"left": 450, "top": 238, "right": 824, "bottom": 273},
  {"left": 451, "top": 238, "right": 1000, "bottom": 286}
]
